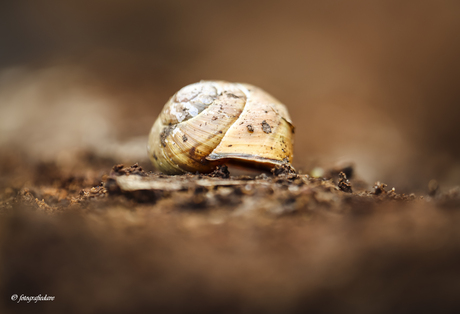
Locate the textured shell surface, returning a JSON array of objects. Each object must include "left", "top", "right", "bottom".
[{"left": 148, "top": 81, "right": 295, "bottom": 174}]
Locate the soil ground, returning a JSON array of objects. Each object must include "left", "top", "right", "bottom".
[{"left": 1, "top": 155, "right": 460, "bottom": 314}]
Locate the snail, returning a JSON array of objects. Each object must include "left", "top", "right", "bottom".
[{"left": 147, "top": 81, "right": 294, "bottom": 174}]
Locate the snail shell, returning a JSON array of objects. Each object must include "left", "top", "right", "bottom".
[{"left": 148, "top": 81, "right": 294, "bottom": 174}]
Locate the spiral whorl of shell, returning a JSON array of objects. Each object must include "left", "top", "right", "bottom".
[{"left": 148, "top": 81, "right": 294, "bottom": 174}]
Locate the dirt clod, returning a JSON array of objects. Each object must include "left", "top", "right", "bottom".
[
  {"left": 271, "top": 163, "right": 297, "bottom": 176},
  {"left": 338, "top": 171, "right": 353, "bottom": 193},
  {"left": 208, "top": 165, "right": 230, "bottom": 178},
  {"left": 373, "top": 181, "right": 387, "bottom": 195},
  {"left": 111, "top": 163, "right": 147, "bottom": 177}
]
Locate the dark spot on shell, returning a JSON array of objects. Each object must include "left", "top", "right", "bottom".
[
  {"left": 182, "top": 135, "right": 188, "bottom": 142},
  {"left": 219, "top": 131, "right": 223, "bottom": 134},
  {"left": 153, "top": 153, "right": 158, "bottom": 160},
  {"left": 212, "top": 116, "right": 218, "bottom": 121},
  {"left": 190, "top": 147, "right": 196, "bottom": 157},
  {"left": 261, "top": 120, "right": 272, "bottom": 134},
  {"left": 247, "top": 125, "right": 254, "bottom": 132},
  {"left": 226, "top": 93, "right": 240, "bottom": 98},
  {"left": 160, "top": 125, "right": 175, "bottom": 147},
  {"left": 228, "top": 145, "right": 233, "bottom": 147}
]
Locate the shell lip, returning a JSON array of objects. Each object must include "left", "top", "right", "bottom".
[{"left": 206, "top": 153, "right": 289, "bottom": 165}]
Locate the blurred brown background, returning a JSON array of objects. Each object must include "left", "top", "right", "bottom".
[{"left": 1, "top": 0, "right": 460, "bottom": 192}]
